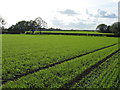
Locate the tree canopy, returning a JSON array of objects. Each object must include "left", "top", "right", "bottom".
[
  {"left": 8, "top": 17, "right": 47, "bottom": 34},
  {"left": 96, "top": 24, "right": 108, "bottom": 33},
  {"left": 110, "top": 22, "right": 120, "bottom": 35},
  {"left": 96, "top": 22, "right": 120, "bottom": 36}
]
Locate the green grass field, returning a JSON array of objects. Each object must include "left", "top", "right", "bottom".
[
  {"left": 41, "top": 31, "right": 114, "bottom": 35},
  {"left": 25, "top": 30, "right": 114, "bottom": 35},
  {"left": 2, "top": 34, "right": 120, "bottom": 88}
]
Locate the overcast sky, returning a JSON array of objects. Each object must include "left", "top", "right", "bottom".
[{"left": 0, "top": 0, "right": 119, "bottom": 30}]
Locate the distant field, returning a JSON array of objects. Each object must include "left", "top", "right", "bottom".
[
  {"left": 2, "top": 34, "right": 119, "bottom": 88},
  {"left": 41, "top": 31, "right": 114, "bottom": 35}
]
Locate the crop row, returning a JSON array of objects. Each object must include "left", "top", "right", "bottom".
[
  {"left": 2, "top": 35, "right": 119, "bottom": 81},
  {"left": 71, "top": 51, "right": 120, "bottom": 88},
  {"left": 2, "top": 43, "right": 119, "bottom": 88}
]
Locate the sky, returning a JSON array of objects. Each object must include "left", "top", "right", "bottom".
[{"left": 0, "top": 0, "right": 119, "bottom": 30}]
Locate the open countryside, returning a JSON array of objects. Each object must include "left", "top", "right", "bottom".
[{"left": 0, "top": 0, "right": 120, "bottom": 89}]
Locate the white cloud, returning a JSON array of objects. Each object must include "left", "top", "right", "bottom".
[
  {"left": 58, "top": 9, "right": 78, "bottom": 16},
  {"left": 86, "top": 9, "right": 117, "bottom": 18},
  {"left": 0, "top": 0, "right": 118, "bottom": 29},
  {"left": 52, "top": 17, "right": 96, "bottom": 30}
]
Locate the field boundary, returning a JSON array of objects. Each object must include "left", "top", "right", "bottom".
[
  {"left": 2, "top": 43, "right": 119, "bottom": 84},
  {"left": 41, "top": 33, "right": 119, "bottom": 37},
  {"left": 60, "top": 49, "right": 120, "bottom": 88}
]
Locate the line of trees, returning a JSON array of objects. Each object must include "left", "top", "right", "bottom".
[
  {"left": 2, "top": 16, "right": 62, "bottom": 34},
  {"left": 96, "top": 22, "right": 120, "bottom": 36},
  {"left": 3, "top": 17, "right": 48, "bottom": 34}
]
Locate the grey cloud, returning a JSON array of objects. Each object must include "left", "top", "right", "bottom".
[
  {"left": 86, "top": 9, "right": 117, "bottom": 18},
  {"left": 97, "top": 9, "right": 117, "bottom": 18},
  {"left": 58, "top": 9, "right": 78, "bottom": 16},
  {"left": 52, "top": 18, "right": 96, "bottom": 30}
]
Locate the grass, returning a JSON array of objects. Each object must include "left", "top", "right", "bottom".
[
  {"left": 71, "top": 51, "right": 120, "bottom": 88},
  {"left": 2, "top": 34, "right": 119, "bottom": 88},
  {"left": 2, "top": 42, "right": 119, "bottom": 88},
  {"left": 40, "top": 31, "right": 114, "bottom": 35}
]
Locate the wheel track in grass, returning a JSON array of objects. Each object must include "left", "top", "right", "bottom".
[
  {"left": 60, "top": 48, "right": 120, "bottom": 89},
  {"left": 2, "top": 43, "right": 119, "bottom": 84}
]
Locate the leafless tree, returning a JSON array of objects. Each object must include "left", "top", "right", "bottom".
[
  {"left": 34, "top": 17, "right": 48, "bottom": 34},
  {"left": 0, "top": 17, "right": 6, "bottom": 34}
]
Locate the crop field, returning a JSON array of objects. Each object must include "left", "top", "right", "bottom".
[
  {"left": 1, "top": 34, "right": 120, "bottom": 88},
  {"left": 71, "top": 51, "right": 120, "bottom": 88},
  {"left": 26, "top": 31, "right": 114, "bottom": 35},
  {"left": 41, "top": 31, "right": 114, "bottom": 35}
]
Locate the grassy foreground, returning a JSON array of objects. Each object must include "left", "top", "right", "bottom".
[{"left": 2, "top": 34, "right": 119, "bottom": 88}]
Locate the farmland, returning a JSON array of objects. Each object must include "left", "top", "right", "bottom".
[
  {"left": 2, "top": 34, "right": 120, "bottom": 88},
  {"left": 71, "top": 51, "right": 120, "bottom": 88},
  {"left": 41, "top": 31, "right": 114, "bottom": 35},
  {"left": 26, "top": 30, "right": 114, "bottom": 36}
]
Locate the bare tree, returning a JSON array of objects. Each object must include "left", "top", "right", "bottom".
[
  {"left": 0, "top": 17, "right": 6, "bottom": 34},
  {"left": 34, "top": 17, "right": 48, "bottom": 34}
]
